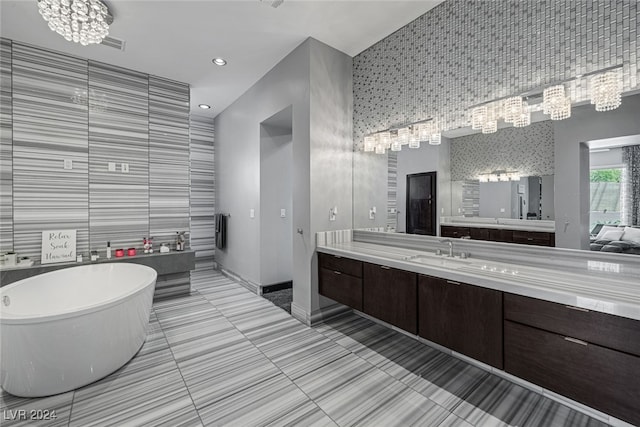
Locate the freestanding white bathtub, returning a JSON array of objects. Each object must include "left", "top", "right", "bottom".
[{"left": 0, "top": 263, "right": 157, "bottom": 397}]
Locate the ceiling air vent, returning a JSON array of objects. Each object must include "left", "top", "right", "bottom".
[{"left": 100, "top": 36, "right": 126, "bottom": 51}]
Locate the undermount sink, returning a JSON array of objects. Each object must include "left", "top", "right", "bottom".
[{"left": 403, "top": 254, "right": 473, "bottom": 268}]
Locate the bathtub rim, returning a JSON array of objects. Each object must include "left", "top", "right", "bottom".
[{"left": 0, "top": 263, "right": 157, "bottom": 325}]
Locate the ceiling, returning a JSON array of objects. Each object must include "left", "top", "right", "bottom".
[{"left": 0, "top": 0, "right": 443, "bottom": 118}]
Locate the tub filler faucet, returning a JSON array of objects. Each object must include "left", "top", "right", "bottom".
[{"left": 439, "top": 239, "right": 453, "bottom": 257}]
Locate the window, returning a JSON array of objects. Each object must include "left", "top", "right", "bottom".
[{"left": 589, "top": 167, "right": 623, "bottom": 232}]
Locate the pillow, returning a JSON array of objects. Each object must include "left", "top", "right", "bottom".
[
  {"left": 621, "top": 226, "right": 640, "bottom": 244},
  {"left": 600, "top": 229, "right": 625, "bottom": 241},
  {"left": 595, "top": 225, "right": 620, "bottom": 240}
]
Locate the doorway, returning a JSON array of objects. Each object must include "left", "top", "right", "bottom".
[
  {"left": 259, "top": 106, "right": 293, "bottom": 293},
  {"left": 406, "top": 171, "right": 437, "bottom": 235}
]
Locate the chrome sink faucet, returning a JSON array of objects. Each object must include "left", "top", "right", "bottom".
[{"left": 439, "top": 239, "right": 453, "bottom": 257}]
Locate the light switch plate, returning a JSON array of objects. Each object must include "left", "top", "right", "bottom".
[
  {"left": 500, "top": 208, "right": 506, "bottom": 213},
  {"left": 108, "top": 162, "right": 116, "bottom": 172},
  {"left": 250, "top": 209, "right": 255, "bottom": 218},
  {"left": 280, "top": 209, "right": 286, "bottom": 218},
  {"left": 63, "top": 159, "right": 73, "bottom": 170}
]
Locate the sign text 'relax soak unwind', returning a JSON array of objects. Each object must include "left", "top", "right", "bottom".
[{"left": 41, "top": 230, "right": 77, "bottom": 264}]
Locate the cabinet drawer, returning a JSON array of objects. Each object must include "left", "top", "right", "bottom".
[
  {"left": 440, "top": 226, "right": 470, "bottom": 238},
  {"left": 319, "top": 267, "right": 362, "bottom": 310},
  {"left": 318, "top": 252, "right": 363, "bottom": 277},
  {"left": 504, "top": 293, "right": 640, "bottom": 357},
  {"left": 512, "top": 231, "right": 553, "bottom": 246},
  {"left": 505, "top": 320, "right": 640, "bottom": 426}
]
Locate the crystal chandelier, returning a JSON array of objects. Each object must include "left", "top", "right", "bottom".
[
  {"left": 590, "top": 71, "right": 622, "bottom": 111},
  {"left": 513, "top": 101, "right": 531, "bottom": 127},
  {"left": 363, "top": 118, "right": 441, "bottom": 154},
  {"left": 542, "top": 85, "right": 571, "bottom": 120},
  {"left": 37, "top": 0, "right": 111, "bottom": 46},
  {"left": 503, "top": 97, "right": 523, "bottom": 124}
]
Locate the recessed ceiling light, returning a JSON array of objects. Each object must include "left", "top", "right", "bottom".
[
  {"left": 212, "top": 58, "right": 227, "bottom": 66},
  {"left": 198, "top": 104, "right": 211, "bottom": 109}
]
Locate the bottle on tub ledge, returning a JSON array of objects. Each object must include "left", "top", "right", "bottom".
[{"left": 176, "top": 232, "right": 186, "bottom": 251}]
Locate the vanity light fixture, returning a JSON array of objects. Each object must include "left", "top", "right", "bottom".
[
  {"left": 37, "top": 0, "right": 112, "bottom": 46},
  {"left": 479, "top": 170, "right": 521, "bottom": 183},
  {"left": 468, "top": 64, "right": 624, "bottom": 133},
  {"left": 198, "top": 104, "right": 211, "bottom": 109},
  {"left": 212, "top": 58, "right": 227, "bottom": 66},
  {"left": 363, "top": 118, "right": 441, "bottom": 154}
]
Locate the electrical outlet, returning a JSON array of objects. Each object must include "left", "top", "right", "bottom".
[
  {"left": 500, "top": 208, "right": 506, "bottom": 213},
  {"left": 121, "top": 163, "right": 129, "bottom": 173},
  {"left": 63, "top": 159, "right": 73, "bottom": 170}
]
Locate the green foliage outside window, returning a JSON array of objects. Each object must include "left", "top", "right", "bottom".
[{"left": 590, "top": 169, "right": 622, "bottom": 183}]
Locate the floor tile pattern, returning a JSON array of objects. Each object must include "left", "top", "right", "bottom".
[{"left": 0, "top": 269, "right": 612, "bottom": 426}]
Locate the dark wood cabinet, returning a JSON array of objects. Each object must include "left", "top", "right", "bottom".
[
  {"left": 440, "top": 226, "right": 471, "bottom": 238},
  {"left": 441, "top": 226, "right": 554, "bottom": 247},
  {"left": 363, "top": 263, "right": 417, "bottom": 334},
  {"left": 505, "top": 320, "right": 640, "bottom": 426},
  {"left": 418, "top": 275, "right": 503, "bottom": 368},
  {"left": 512, "top": 230, "right": 554, "bottom": 247},
  {"left": 318, "top": 253, "right": 363, "bottom": 310},
  {"left": 488, "top": 228, "right": 513, "bottom": 243}
]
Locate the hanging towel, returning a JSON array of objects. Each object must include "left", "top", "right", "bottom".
[{"left": 215, "top": 213, "right": 227, "bottom": 250}]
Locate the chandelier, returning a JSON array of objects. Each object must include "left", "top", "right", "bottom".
[
  {"left": 590, "top": 70, "right": 622, "bottom": 111},
  {"left": 37, "top": 0, "right": 112, "bottom": 46}
]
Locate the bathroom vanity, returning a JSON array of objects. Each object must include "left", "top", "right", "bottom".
[{"left": 316, "top": 231, "right": 640, "bottom": 426}]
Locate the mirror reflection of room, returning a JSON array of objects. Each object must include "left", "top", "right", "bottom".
[{"left": 588, "top": 137, "right": 640, "bottom": 255}]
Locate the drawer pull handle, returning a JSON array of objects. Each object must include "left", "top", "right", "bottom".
[
  {"left": 333, "top": 255, "right": 342, "bottom": 259},
  {"left": 333, "top": 271, "right": 342, "bottom": 275},
  {"left": 380, "top": 265, "right": 391, "bottom": 270},
  {"left": 564, "top": 337, "right": 588, "bottom": 346},
  {"left": 565, "top": 305, "right": 589, "bottom": 312},
  {"left": 446, "top": 280, "right": 461, "bottom": 285},
  {"left": 527, "top": 238, "right": 534, "bottom": 241}
]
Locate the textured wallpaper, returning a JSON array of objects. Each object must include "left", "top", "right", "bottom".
[
  {"left": 353, "top": 0, "right": 640, "bottom": 149},
  {"left": 450, "top": 120, "right": 555, "bottom": 180}
]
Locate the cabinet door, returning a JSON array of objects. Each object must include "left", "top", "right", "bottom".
[
  {"left": 469, "top": 227, "right": 490, "bottom": 241},
  {"left": 440, "top": 226, "right": 470, "bottom": 238},
  {"left": 488, "top": 228, "right": 513, "bottom": 243},
  {"left": 363, "top": 263, "right": 417, "bottom": 334},
  {"left": 505, "top": 320, "right": 640, "bottom": 426},
  {"left": 418, "top": 275, "right": 503, "bottom": 368},
  {"left": 319, "top": 267, "right": 362, "bottom": 310}
]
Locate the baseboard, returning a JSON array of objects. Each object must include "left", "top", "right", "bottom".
[
  {"left": 218, "top": 266, "right": 260, "bottom": 295},
  {"left": 291, "top": 302, "right": 351, "bottom": 326}
]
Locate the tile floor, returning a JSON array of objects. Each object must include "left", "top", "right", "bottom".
[{"left": 1, "top": 269, "right": 611, "bottom": 427}]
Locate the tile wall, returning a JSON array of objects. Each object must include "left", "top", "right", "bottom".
[
  {"left": 0, "top": 39, "right": 215, "bottom": 277},
  {"left": 353, "top": 0, "right": 639, "bottom": 149}
]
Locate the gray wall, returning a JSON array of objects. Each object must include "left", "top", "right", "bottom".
[
  {"left": 553, "top": 94, "right": 640, "bottom": 249},
  {"left": 260, "top": 124, "right": 293, "bottom": 286},
  {"left": 590, "top": 147, "right": 623, "bottom": 168},
  {"left": 214, "top": 38, "right": 353, "bottom": 322}
]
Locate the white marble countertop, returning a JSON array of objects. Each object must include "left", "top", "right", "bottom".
[
  {"left": 440, "top": 217, "right": 555, "bottom": 232},
  {"left": 317, "top": 241, "right": 640, "bottom": 322}
]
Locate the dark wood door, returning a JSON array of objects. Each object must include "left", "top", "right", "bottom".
[
  {"left": 363, "top": 263, "right": 417, "bottom": 334},
  {"left": 418, "top": 275, "right": 503, "bottom": 368},
  {"left": 406, "top": 172, "right": 436, "bottom": 235},
  {"left": 505, "top": 320, "right": 640, "bottom": 426}
]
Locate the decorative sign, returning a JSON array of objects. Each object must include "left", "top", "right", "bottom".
[{"left": 41, "top": 230, "right": 77, "bottom": 264}]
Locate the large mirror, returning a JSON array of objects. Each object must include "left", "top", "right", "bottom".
[{"left": 353, "top": 93, "right": 640, "bottom": 253}]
